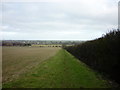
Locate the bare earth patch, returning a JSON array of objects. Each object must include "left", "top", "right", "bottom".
[{"left": 2, "top": 47, "right": 60, "bottom": 83}]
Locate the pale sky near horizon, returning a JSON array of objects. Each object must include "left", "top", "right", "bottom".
[{"left": 0, "top": 0, "right": 119, "bottom": 40}]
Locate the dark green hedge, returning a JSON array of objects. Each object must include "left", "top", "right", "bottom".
[{"left": 65, "top": 29, "right": 120, "bottom": 84}]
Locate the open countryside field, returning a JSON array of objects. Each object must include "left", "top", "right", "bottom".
[
  {"left": 32, "top": 44, "right": 73, "bottom": 47},
  {"left": 3, "top": 47, "right": 112, "bottom": 88},
  {"left": 2, "top": 47, "right": 60, "bottom": 83}
]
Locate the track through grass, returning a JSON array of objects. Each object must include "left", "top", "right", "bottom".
[{"left": 3, "top": 49, "right": 111, "bottom": 88}]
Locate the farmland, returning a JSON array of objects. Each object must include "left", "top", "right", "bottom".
[
  {"left": 2, "top": 46, "right": 111, "bottom": 88},
  {"left": 2, "top": 47, "right": 60, "bottom": 83}
]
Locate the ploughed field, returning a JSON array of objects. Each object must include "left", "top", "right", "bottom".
[
  {"left": 3, "top": 47, "right": 111, "bottom": 88},
  {"left": 2, "top": 47, "right": 60, "bottom": 83}
]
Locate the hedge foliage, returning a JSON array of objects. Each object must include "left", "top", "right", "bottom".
[{"left": 65, "top": 29, "right": 120, "bottom": 84}]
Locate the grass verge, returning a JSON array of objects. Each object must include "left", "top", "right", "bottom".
[{"left": 3, "top": 49, "right": 111, "bottom": 88}]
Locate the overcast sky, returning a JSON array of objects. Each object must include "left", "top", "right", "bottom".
[{"left": 1, "top": 0, "right": 119, "bottom": 40}]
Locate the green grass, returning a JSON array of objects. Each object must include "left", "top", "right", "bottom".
[{"left": 3, "top": 49, "right": 111, "bottom": 88}]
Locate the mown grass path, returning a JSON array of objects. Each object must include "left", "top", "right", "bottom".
[{"left": 3, "top": 49, "right": 111, "bottom": 88}]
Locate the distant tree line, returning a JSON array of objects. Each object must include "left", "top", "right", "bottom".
[
  {"left": 65, "top": 29, "right": 120, "bottom": 85},
  {"left": 2, "top": 40, "right": 84, "bottom": 45},
  {"left": 2, "top": 42, "right": 31, "bottom": 46}
]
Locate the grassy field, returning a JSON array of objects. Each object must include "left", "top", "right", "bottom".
[
  {"left": 3, "top": 48, "right": 111, "bottom": 88},
  {"left": 2, "top": 47, "right": 60, "bottom": 83},
  {"left": 32, "top": 44, "right": 73, "bottom": 47},
  {"left": 32, "top": 44, "right": 62, "bottom": 47}
]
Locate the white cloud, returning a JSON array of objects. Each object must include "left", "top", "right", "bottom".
[{"left": 1, "top": 0, "right": 119, "bottom": 40}]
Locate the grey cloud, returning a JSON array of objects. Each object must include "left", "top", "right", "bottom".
[{"left": 2, "top": 0, "right": 118, "bottom": 40}]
